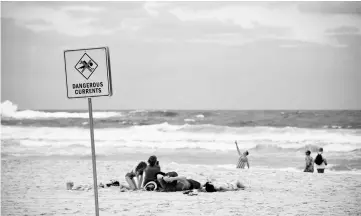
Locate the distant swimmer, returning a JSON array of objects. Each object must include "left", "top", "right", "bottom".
[{"left": 235, "top": 141, "right": 250, "bottom": 169}]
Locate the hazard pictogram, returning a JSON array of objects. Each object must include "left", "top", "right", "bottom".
[{"left": 75, "top": 53, "right": 98, "bottom": 79}]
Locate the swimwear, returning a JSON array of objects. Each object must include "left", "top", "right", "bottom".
[
  {"left": 157, "top": 177, "right": 193, "bottom": 192},
  {"left": 143, "top": 165, "right": 161, "bottom": 186},
  {"left": 187, "top": 179, "right": 201, "bottom": 190},
  {"left": 304, "top": 156, "right": 314, "bottom": 173},
  {"left": 236, "top": 155, "right": 248, "bottom": 169},
  {"left": 125, "top": 171, "right": 136, "bottom": 179}
]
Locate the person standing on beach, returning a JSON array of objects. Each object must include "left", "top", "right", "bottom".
[
  {"left": 303, "top": 150, "right": 314, "bottom": 173},
  {"left": 124, "top": 161, "right": 147, "bottom": 190},
  {"left": 314, "top": 148, "right": 328, "bottom": 173},
  {"left": 235, "top": 141, "right": 250, "bottom": 169}
]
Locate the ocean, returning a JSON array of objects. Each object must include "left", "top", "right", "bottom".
[{"left": 1, "top": 101, "right": 361, "bottom": 173}]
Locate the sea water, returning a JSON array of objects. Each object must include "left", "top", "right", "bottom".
[{"left": 1, "top": 100, "right": 361, "bottom": 173}]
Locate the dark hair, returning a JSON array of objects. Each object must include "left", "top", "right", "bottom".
[
  {"left": 305, "top": 150, "right": 311, "bottom": 155},
  {"left": 148, "top": 155, "right": 157, "bottom": 167},
  {"left": 155, "top": 172, "right": 166, "bottom": 176},
  {"left": 319, "top": 148, "right": 323, "bottom": 152},
  {"left": 135, "top": 161, "right": 147, "bottom": 175},
  {"left": 204, "top": 182, "right": 216, "bottom": 192},
  {"left": 244, "top": 151, "right": 249, "bottom": 156},
  {"left": 165, "top": 172, "right": 178, "bottom": 177}
]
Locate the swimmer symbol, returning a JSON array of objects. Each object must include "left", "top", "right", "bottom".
[{"left": 74, "top": 53, "right": 98, "bottom": 79}]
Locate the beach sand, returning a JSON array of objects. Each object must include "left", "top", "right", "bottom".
[{"left": 2, "top": 158, "right": 361, "bottom": 216}]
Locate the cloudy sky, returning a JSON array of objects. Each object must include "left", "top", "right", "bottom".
[{"left": 1, "top": 1, "right": 361, "bottom": 110}]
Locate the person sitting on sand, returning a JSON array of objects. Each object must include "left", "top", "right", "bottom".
[
  {"left": 125, "top": 161, "right": 147, "bottom": 190},
  {"left": 314, "top": 148, "right": 328, "bottom": 173},
  {"left": 156, "top": 172, "right": 201, "bottom": 192},
  {"left": 303, "top": 150, "right": 314, "bottom": 173},
  {"left": 235, "top": 141, "right": 250, "bottom": 169},
  {"left": 141, "top": 155, "right": 161, "bottom": 188}
]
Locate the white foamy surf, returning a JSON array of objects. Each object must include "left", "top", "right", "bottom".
[
  {"left": 2, "top": 100, "right": 361, "bottom": 173},
  {"left": 0, "top": 100, "right": 122, "bottom": 119}
]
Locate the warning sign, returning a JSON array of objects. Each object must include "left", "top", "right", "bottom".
[
  {"left": 75, "top": 53, "right": 98, "bottom": 79},
  {"left": 64, "top": 47, "right": 112, "bottom": 98}
]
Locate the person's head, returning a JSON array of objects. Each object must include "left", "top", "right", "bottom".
[
  {"left": 305, "top": 150, "right": 311, "bottom": 156},
  {"left": 318, "top": 147, "right": 323, "bottom": 154},
  {"left": 165, "top": 171, "right": 178, "bottom": 177},
  {"left": 135, "top": 161, "right": 147, "bottom": 175},
  {"left": 148, "top": 155, "right": 158, "bottom": 166},
  {"left": 203, "top": 182, "right": 217, "bottom": 192},
  {"left": 244, "top": 151, "right": 249, "bottom": 156}
]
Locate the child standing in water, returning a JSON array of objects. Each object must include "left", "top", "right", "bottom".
[
  {"left": 314, "top": 148, "right": 328, "bottom": 173},
  {"left": 235, "top": 141, "right": 250, "bottom": 169},
  {"left": 303, "top": 150, "right": 314, "bottom": 173}
]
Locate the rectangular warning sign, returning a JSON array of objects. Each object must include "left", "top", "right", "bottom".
[{"left": 64, "top": 47, "right": 112, "bottom": 98}]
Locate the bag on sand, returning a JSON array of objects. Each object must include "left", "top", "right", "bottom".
[{"left": 314, "top": 154, "right": 323, "bottom": 165}]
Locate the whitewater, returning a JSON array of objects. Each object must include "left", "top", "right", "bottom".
[{"left": 1, "top": 100, "right": 361, "bottom": 172}]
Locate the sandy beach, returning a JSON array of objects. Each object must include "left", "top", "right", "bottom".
[
  {"left": 2, "top": 0, "right": 361, "bottom": 215},
  {"left": 2, "top": 157, "right": 361, "bottom": 216}
]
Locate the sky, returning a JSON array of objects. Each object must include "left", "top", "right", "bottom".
[{"left": 1, "top": 1, "right": 361, "bottom": 110}]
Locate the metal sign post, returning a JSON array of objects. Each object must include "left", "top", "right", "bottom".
[
  {"left": 88, "top": 97, "right": 99, "bottom": 216},
  {"left": 64, "top": 47, "right": 112, "bottom": 216}
]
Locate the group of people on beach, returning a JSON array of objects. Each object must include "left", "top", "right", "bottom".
[
  {"left": 121, "top": 141, "right": 328, "bottom": 194},
  {"left": 67, "top": 146, "right": 327, "bottom": 193},
  {"left": 235, "top": 141, "right": 328, "bottom": 174},
  {"left": 68, "top": 141, "right": 327, "bottom": 192},
  {"left": 122, "top": 155, "right": 245, "bottom": 193},
  {"left": 304, "top": 147, "right": 328, "bottom": 173}
]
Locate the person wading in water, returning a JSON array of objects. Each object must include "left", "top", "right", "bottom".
[
  {"left": 235, "top": 141, "right": 250, "bottom": 169},
  {"left": 314, "top": 148, "right": 328, "bottom": 173}
]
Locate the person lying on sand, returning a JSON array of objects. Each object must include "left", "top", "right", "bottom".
[
  {"left": 202, "top": 180, "right": 245, "bottom": 192},
  {"left": 156, "top": 172, "right": 201, "bottom": 192},
  {"left": 125, "top": 161, "right": 147, "bottom": 190},
  {"left": 158, "top": 174, "right": 245, "bottom": 193},
  {"left": 235, "top": 141, "right": 250, "bottom": 169},
  {"left": 68, "top": 182, "right": 105, "bottom": 191}
]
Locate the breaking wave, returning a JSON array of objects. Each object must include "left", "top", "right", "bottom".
[
  {"left": 1, "top": 100, "right": 122, "bottom": 119},
  {"left": 2, "top": 122, "right": 360, "bottom": 153}
]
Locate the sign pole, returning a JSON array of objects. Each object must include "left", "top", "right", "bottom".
[
  {"left": 88, "top": 97, "right": 100, "bottom": 216},
  {"left": 64, "top": 46, "right": 112, "bottom": 215}
]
